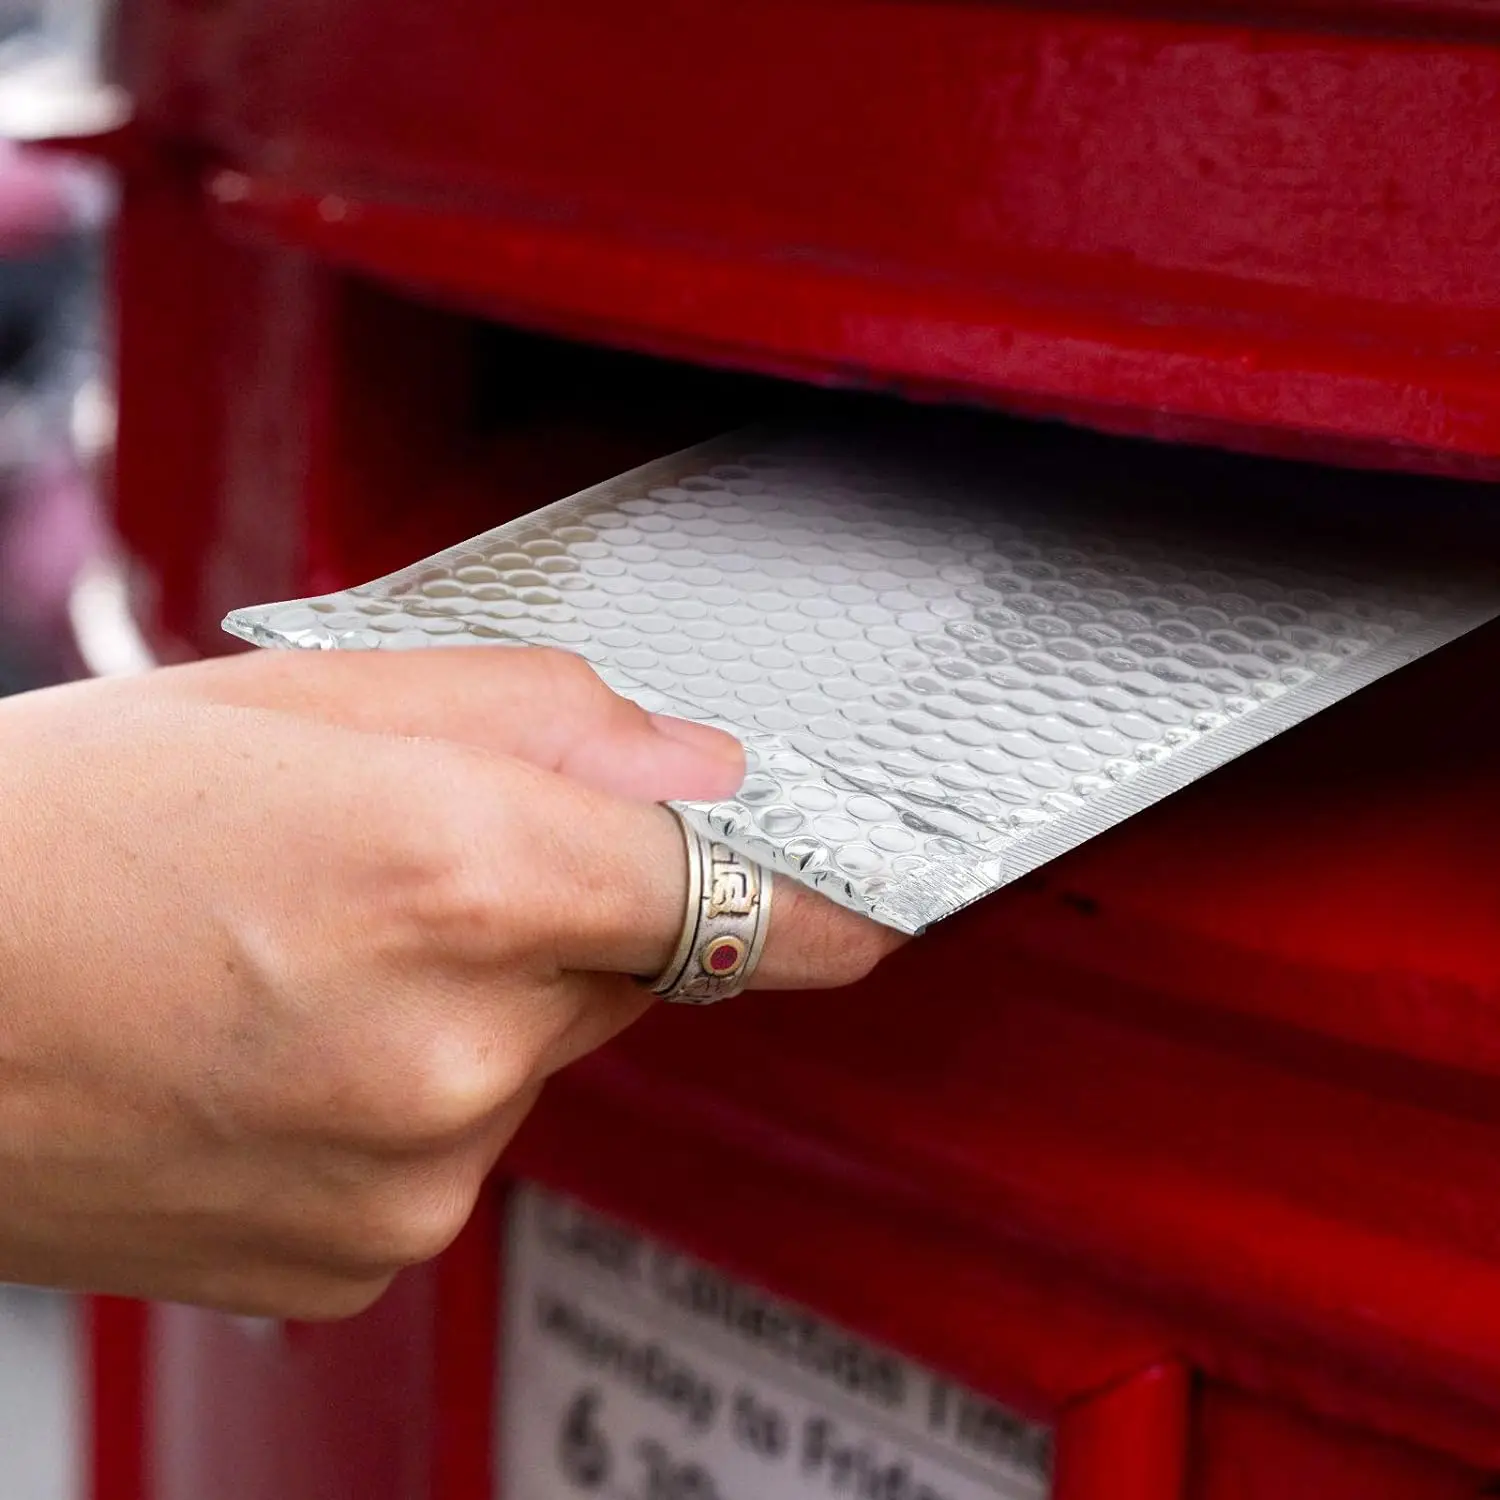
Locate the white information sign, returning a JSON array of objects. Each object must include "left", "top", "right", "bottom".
[{"left": 498, "top": 1186, "right": 1051, "bottom": 1500}]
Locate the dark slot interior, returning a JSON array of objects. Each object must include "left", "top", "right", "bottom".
[{"left": 313, "top": 276, "right": 1500, "bottom": 594}]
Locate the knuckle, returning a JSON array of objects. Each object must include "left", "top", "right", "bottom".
[
  {"left": 292, "top": 1277, "right": 394, "bottom": 1323},
  {"left": 398, "top": 1027, "right": 526, "bottom": 1146},
  {"left": 533, "top": 646, "right": 604, "bottom": 702},
  {"left": 391, "top": 803, "right": 518, "bottom": 961},
  {"left": 194, "top": 1268, "right": 394, "bottom": 1323},
  {"left": 363, "top": 1177, "right": 476, "bottom": 1270},
  {"left": 532, "top": 647, "right": 642, "bottom": 731},
  {"left": 326, "top": 1021, "right": 528, "bottom": 1154}
]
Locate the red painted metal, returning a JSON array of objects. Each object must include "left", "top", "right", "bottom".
[
  {"left": 430, "top": 1193, "right": 503, "bottom": 1500},
  {"left": 123, "top": 0, "right": 1500, "bottom": 480},
  {"left": 89, "top": 1298, "right": 149, "bottom": 1500},
  {"left": 96, "top": 0, "right": 1500, "bottom": 1494},
  {"left": 149, "top": 1273, "right": 440, "bottom": 1500},
  {"left": 1054, "top": 1365, "right": 1190, "bottom": 1500},
  {"left": 1192, "top": 1387, "right": 1488, "bottom": 1500}
]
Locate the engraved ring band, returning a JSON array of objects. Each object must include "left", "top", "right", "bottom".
[{"left": 646, "top": 810, "right": 774, "bottom": 1005}]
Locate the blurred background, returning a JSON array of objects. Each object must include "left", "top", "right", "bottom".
[{"left": 0, "top": 4, "right": 119, "bottom": 1498}]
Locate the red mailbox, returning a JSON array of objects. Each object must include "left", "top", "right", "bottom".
[{"left": 85, "top": 1, "right": 1500, "bottom": 1496}]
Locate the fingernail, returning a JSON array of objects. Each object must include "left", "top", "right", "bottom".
[{"left": 649, "top": 713, "right": 745, "bottom": 769}]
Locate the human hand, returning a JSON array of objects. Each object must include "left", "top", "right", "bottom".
[{"left": 0, "top": 647, "right": 903, "bottom": 1317}]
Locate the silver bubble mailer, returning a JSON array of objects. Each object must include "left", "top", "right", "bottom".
[{"left": 225, "top": 426, "right": 1500, "bottom": 933}]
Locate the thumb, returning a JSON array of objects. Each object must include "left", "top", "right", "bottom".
[{"left": 143, "top": 647, "right": 746, "bottom": 803}]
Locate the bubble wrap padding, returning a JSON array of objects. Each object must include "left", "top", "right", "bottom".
[{"left": 225, "top": 429, "right": 1500, "bottom": 933}]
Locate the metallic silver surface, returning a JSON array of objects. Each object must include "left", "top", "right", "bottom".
[
  {"left": 650, "top": 808, "right": 704, "bottom": 997},
  {"left": 650, "top": 811, "right": 773, "bottom": 1005},
  {"left": 225, "top": 427, "right": 1500, "bottom": 933}
]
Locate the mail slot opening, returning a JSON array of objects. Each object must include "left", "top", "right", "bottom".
[{"left": 305, "top": 276, "right": 810, "bottom": 597}]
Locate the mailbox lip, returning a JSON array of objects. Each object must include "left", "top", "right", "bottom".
[
  {"left": 203, "top": 174, "right": 1500, "bottom": 490},
  {"left": 127, "top": 0, "right": 1500, "bottom": 481}
]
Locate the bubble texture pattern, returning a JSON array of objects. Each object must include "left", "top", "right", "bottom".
[{"left": 225, "top": 429, "right": 1500, "bottom": 933}]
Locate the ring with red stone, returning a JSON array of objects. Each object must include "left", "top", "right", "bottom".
[{"left": 648, "top": 810, "right": 774, "bottom": 1005}]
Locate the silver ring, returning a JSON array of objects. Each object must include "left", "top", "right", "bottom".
[{"left": 648, "top": 811, "right": 774, "bottom": 1005}]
